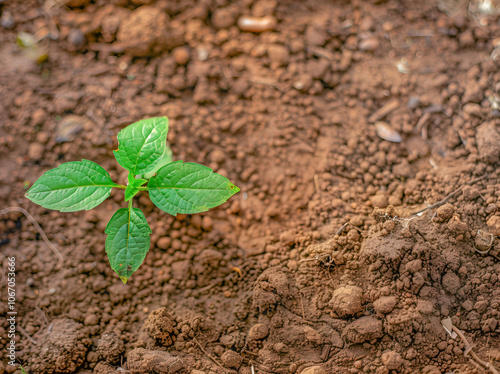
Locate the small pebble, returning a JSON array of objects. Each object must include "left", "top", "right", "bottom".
[
  {"left": 300, "top": 366, "right": 327, "bottom": 374},
  {"left": 237, "top": 15, "right": 277, "bottom": 32},
  {"left": 1, "top": 10, "right": 14, "bottom": 29},
  {"left": 375, "top": 121, "right": 401, "bottom": 143},
  {"left": 359, "top": 37, "right": 379, "bottom": 51}
]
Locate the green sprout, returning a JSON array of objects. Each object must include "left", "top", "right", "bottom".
[{"left": 25, "top": 117, "right": 240, "bottom": 283}]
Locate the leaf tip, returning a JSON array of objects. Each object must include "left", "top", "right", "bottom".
[
  {"left": 229, "top": 183, "right": 241, "bottom": 195},
  {"left": 120, "top": 276, "right": 129, "bottom": 284}
]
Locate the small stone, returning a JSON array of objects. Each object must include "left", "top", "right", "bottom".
[
  {"left": 157, "top": 237, "right": 171, "bottom": 250},
  {"left": 237, "top": 15, "right": 277, "bottom": 33},
  {"left": 56, "top": 115, "right": 92, "bottom": 143},
  {"left": 293, "top": 74, "right": 313, "bottom": 92},
  {"left": 220, "top": 350, "right": 242, "bottom": 369},
  {"left": 330, "top": 286, "right": 363, "bottom": 318},
  {"left": 381, "top": 351, "right": 404, "bottom": 371},
  {"left": 28, "top": 143, "right": 44, "bottom": 160},
  {"left": 373, "top": 296, "right": 397, "bottom": 314},
  {"left": 1, "top": 10, "right": 14, "bottom": 29},
  {"left": 359, "top": 37, "right": 379, "bottom": 51},
  {"left": 442, "top": 271, "right": 461, "bottom": 294},
  {"left": 300, "top": 366, "right": 327, "bottom": 374},
  {"left": 248, "top": 323, "right": 269, "bottom": 340}
]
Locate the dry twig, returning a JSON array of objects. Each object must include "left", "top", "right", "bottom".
[
  {"left": 411, "top": 175, "right": 488, "bottom": 217},
  {"left": 451, "top": 325, "right": 500, "bottom": 374},
  {"left": 193, "top": 337, "right": 226, "bottom": 371}
]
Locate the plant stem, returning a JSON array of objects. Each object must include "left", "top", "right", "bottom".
[
  {"left": 128, "top": 198, "right": 133, "bottom": 210},
  {"left": 137, "top": 187, "right": 149, "bottom": 191},
  {"left": 115, "top": 184, "right": 127, "bottom": 189}
]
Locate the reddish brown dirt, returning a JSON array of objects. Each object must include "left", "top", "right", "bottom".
[{"left": 2, "top": 0, "right": 500, "bottom": 373}]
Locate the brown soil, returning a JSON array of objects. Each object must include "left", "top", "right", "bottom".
[{"left": 2, "top": 0, "right": 500, "bottom": 373}]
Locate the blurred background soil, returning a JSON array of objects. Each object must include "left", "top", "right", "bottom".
[{"left": 2, "top": 0, "right": 500, "bottom": 373}]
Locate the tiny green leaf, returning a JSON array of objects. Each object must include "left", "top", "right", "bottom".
[
  {"left": 113, "top": 117, "right": 169, "bottom": 176},
  {"left": 124, "top": 174, "right": 147, "bottom": 202},
  {"left": 25, "top": 159, "right": 118, "bottom": 212},
  {"left": 105, "top": 206, "right": 152, "bottom": 283},
  {"left": 148, "top": 161, "right": 240, "bottom": 215}
]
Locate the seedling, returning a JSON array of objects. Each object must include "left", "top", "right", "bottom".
[{"left": 25, "top": 117, "right": 240, "bottom": 283}]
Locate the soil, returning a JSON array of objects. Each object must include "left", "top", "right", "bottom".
[{"left": 2, "top": 0, "right": 500, "bottom": 373}]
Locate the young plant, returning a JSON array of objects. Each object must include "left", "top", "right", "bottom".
[{"left": 25, "top": 117, "right": 240, "bottom": 283}]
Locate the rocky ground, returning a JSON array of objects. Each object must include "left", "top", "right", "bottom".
[{"left": 2, "top": 0, "right": 500, "bottom": 373}]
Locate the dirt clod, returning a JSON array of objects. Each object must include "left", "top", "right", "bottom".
[
  {"left": 342, "top": 316, "right": 383, "bottom": 344},
  {"left": 442, "top": 271, "right": 461, "bottom": 294},
  {"left": 116, "top": 6, "right": 180, "bottom": 56},
  {"left": 486, "top": 215, "right": 500, "bottom": 236},
  {"left": 373, "top": 296, "right": 397, "bottom": 315},
  {"left": 126, "top": 348, "right": 183, "bottom": 373},
  {"left": 144, "top": 308, "right": 177, "bottom": 346},
  {"left": 381, "top": 351, "right": 404, "bottom": 371},
  {"left": 28, "top": 319, "right": 89, "bottom": 373},
  {"left": 476, "top": 122, "right": 500, "bottom": 164},
  {"left": 220, "top": 350, "right": 242, "bottom": 369},
  {"left": 96, "top": 332, "right": 125, "bottom": 364},
  {"left": 330, "top": 285, "right": 364, "bottom": 318},
  {"left": 436, "top": 203, "right": 455, "bottom": 221},
  {"left": 248, "top": 323, "right": 269, "bottom": 340}
]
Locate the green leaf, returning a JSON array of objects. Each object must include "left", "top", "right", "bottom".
[
  {"left": 143, "top": 143, "right": 173, "bottom": 180},
  {"left": 25, "top": 159, "right": 118, "bottom": 212},
  {"left": 105, "top": 206, "right": 152, "bottom": 283},
  {"left": 148, "top": 161, "right": 240, "bottom": 215},
  {"left": 113, "top": 117, "right": 169, "bottom": 176},
  {"left": 124, "top": 174, "right": 147, "bottom": 202}
]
